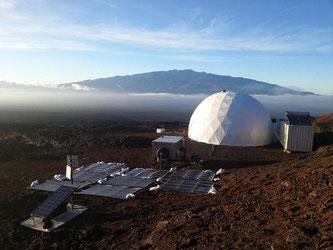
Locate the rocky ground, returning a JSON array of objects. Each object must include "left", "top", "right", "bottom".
[{"left": 0, "top": 120, "right": 332, "bottom": 249}]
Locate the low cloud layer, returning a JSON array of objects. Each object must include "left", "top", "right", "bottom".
[
  {"left": 254, "top": 94, "right": 333, "bottom": 117},
  {"left": 0, "top": 89, "right": 332, "bottom": 121}
]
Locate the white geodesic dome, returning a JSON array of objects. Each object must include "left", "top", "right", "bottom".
[{"left": 188, "top": 91, "right": 272, "bottom": 146}]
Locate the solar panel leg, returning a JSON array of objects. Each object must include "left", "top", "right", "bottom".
[
  {"left": 67, "top": 196, "right": 74, "bottom": 212},
  {"left": 210, "top": 145, "right": 216, "bottom": 157},
  {"left": 32, "top": 216, "right": 36, "bottom": 227}
]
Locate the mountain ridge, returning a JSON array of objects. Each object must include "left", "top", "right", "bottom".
[
  {"left": 60, "top": 69, "right": 315, "bottom": 95},
  {"left": 1, "top": 70, "right": 315, "bottom": 96}
]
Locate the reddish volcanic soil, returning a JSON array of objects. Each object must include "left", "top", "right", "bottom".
[
  {"left": 315, "top": 113, "right": 333, "bottom": 123},
  {"left": 314, "top": 113, "right": 333, "bottom": 133},
  {"left": 0, "top": 122, "right": 332, "bottom": 249}
]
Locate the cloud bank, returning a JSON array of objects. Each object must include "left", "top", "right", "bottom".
[{"left": 0, "top": 89, "right": 332, "bottom": 121}]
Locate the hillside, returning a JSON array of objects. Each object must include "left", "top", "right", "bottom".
[
  {"left": 314, "top": 113, "right": 333, "bottom": 132},
  {"left": 315, "top": 113, "right": 333, "bottom": 123},
  {"left": 60, "top": 70, "right": 314, "bottom": 95},
  {"left": 0, "top": 120, "right": 332, "bottom": 249}
]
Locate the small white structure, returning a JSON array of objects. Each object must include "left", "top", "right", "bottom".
[
  {"left": 152, "top": 136, "right": 186, "bottom": 161},
  {"left": 66, "top": 155, "right": 78, "bottom": 180},
  {"left": 188, "top": 91, "right": 272, "bottom": 146},
  {"left": 279, "top": 111, "right": 314, "bottom": 152},
  {"left": 156, "top": 128, "right": 166, "bottom": 134}
]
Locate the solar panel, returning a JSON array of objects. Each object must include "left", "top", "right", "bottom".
[
  {"left": 162, "top": 178, "right": 182, "bottom": 191},
  {"left": 171, "top": 169, "right": 215, "bottom": 181},
  {"left": 126, "top": 168, "right": 168, "bottom": 179},
  {"left": 82, "top": 163, "right": 123, "bottom": 173},
  {"left": 162, "top": 177, "right": 214, "bottom": 195},
  {"left": 178, "top": 179, "right": 199, "bottom": 193},
  {"left": 72, "top": 171, "right": 110, "bottom": 183},
  {"left": 31, "top": 185, "right": 74, "bottom": 218},
  {"left": 125, "top": 168, "right": 146, "bottom": 177},
  {"left": 288, "top": 116, "right": 312, "bottom": 126},
  {"left": 135, "top": 169, "right": 155, "bottom": 178},
  {"left": 172, "top": 169, "right": 200, "bottom": 179},
  {"left": 150, "top": 170, "right": 169, "bottom": 179},
  {"left": 31, "top": 180, "right": 89, "bottom": 192},
  {"left": 197, "top": 171, "right": 215, "bottom": 181},
  {"left": 103, "top": 176, "right": 154, "bottom": 188},
  {"left": 79, "top": 185, "right": 138, "bottom": 199},
  {"left": 195, "top": 181, "right": 214, "bottom": 194}
]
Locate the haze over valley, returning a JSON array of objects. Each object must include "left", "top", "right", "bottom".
[{"left": 1, "top": 70, "right": 332, "bottom": 122}]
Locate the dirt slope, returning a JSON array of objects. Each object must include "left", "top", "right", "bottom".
[
  {"left": 314, "top": 113, "right": 333, "bottom": 133},
  {"left": 315, "top": 113, "right": 333, "bottom": 123},
  {"left": 0, "top": 122, "right": 332, "bottom": 249}
]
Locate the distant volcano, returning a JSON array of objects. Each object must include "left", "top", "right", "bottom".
[{"left": 60, "top": 69, "right": 314, "bottom": 95}]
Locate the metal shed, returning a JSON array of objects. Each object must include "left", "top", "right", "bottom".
[
  {"left": 152, "top": 136, "right": 186, "bottom": 161},
  {"left": 279, "top": 111, "right": 314, "bottom": 152}
]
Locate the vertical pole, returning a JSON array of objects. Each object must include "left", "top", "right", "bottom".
[
  {"left": 69, "top": 139, "right": 74, "bottom": 208},
  {"left": 69, "top": 145, "right": 73, "bottom": 186}
]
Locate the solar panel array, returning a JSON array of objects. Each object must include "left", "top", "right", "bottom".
[
  {"left": 31, "top": 185, "right": 74, "bottom": 218},
  {"left": 77, "top": 167, "right": 162, "bottom": 199},
  {"left": 79, "top": 185, "right": 138, "bottom": 199},
  {"left": 103, "top": 176, "right": 155, "bottom": 188},
  {"left": 73, "top": 163, "right": 123, "bottom": 183},
  {"left": 162, "top": 178, "right": 213, "bottom": 195},
  {"left": 126, "top": 168, "right": 168, "bottom": 179},
  {"left": 31, "top": 180, "right": 89, "bottom": 192},
  {"left": 171, "top": 169, "right": 215, "bottom": 181}
]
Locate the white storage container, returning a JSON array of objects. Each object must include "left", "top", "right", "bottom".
[
  {"left": 284, "top": 124, "right": 314, "bottom": 152},
  {"left": 281, "top": 111, "right": 314, "bottom": 152}
]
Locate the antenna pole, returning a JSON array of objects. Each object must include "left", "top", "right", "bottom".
[
  {"left": 69, "top": 141, "right": 73, "bottom": 186},
  {"left": 65, "top": 135, "right": 76, "bottom": 210}
]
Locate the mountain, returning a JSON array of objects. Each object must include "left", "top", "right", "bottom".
[{"left": 60, "top": 69, "right": 314, "bottom": 95}]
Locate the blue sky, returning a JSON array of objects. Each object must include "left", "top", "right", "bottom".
[{"left": 0, "top": 0, "right": 333, "bottom": 94}]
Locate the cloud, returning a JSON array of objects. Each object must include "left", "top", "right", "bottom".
[
  {"left": 0, "top": 2, "right": 332, "bottom": 53},
  {"left": 57, "top": 83, "right": 93, "bottom": 91},
  {"left": 73, "top": 24, "right": 332, "bottom": 52},
  {"left": 0, "top": 80, "right": 58, "bottom": 89},
  {"left": 316, "top": 44, "right": 333, "bottom": 52},
  {"left": 161, "top": 54, "right": 228, "bottom": 62},
  {"left": 130, "top": 92, "right": 207, "bottom": 100},
  {"left": 0, "top": 0, "right": 16, "bottom": 10},
  {"left": 0, "top": 37, "right": 94, "bottom": 51},
  {"left": 70, "top": 84, "right": 93, "bottom": 91},
  {"left": 253, "top": 94, "right": 333, "bottom": 117},
  {"left": 0, "top": 88, "right": 332, "bottom": 119}
]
